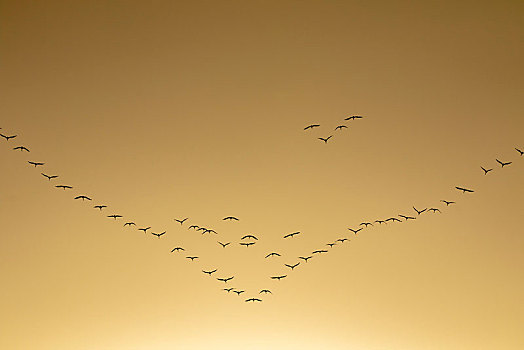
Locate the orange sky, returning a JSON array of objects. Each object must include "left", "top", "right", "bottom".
[{"left": 1, "top": 1, "right": 523, "bottom": 349}]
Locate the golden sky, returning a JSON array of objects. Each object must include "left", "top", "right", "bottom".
[{"left": 1, "top": 1, "right": 523, "bottom": 349}]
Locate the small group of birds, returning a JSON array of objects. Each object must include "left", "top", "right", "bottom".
[{"left": 304, "top": 115, "right": 364, "bottom": 144}]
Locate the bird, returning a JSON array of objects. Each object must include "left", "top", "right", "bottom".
[
  {"left": 223, "top": 216, "right": 239, "bottom": 221},
  {"left": 516, "top": 148, "right": 524, "bottom": 156},
  {"left": 385, "top": 217, "right": 402, "bottom": 222},
  {"left": 304, "top": 124, "right": 320, "bottom": 130},
  {"left": 335, "top": 125, "right": 348, "bottom": 131},
  {"left": 28, "top": 161, "right": 44, "bottom": 167},
  {"left": 74, "top": 195, "right": 92, "bottom": 201},
  {"left": 318, "top": 136, "right": 333, "bottom": 143},
  {"left": 326, "top": 242, "right": 336, "bottom": 248},
  {"left": 124, "top": 222, "right": 136, "bottom": 227},
  {"left": 138, "top": 226, "right": 151, "bottom": 233},
  {"left": 285, "top": 262, "right": 300, "bottom": 270},
  {"left": 312, "top": 249, "right": 328, "bottom": 254},
  {"left": 481, "top": 166, "right": 493, "bottom": 175},
  {"left": 41, "top": 173, "right": 58, "bottom": 181},
  {"left": 241, "top": 234, "right": 258, "bottom": 240},
  {"left": 94, "top": 205, "right": 107, "bottom": 210},
  {"left": 0, "top": 133, "right": 17, "bottom": 141},
  {"left": 240, "top": 242, "right": 255, "bottom": 247},
  {"left": 55, "top": 185, "right": 73, "bottom": 190},
  {"left": 186, "top": 256, "right": 199, "bottom": 261},
  {"left": 151, "top": 231, "right": 166, "bottom": 238},
  {"left": 413, "top": 206, "right": 427, "bottom": 215},
  {"left": 455, "top": 186, "right": 474, "bottom": 193},
  {"left": 298, "top": 256, "right": 312, "bottom": 262},
  {"left": 441, "top": 200, "right": 456, "bottom": 206},
  {"left": 428, "top": 208, "right": 441, "bottom": 213},
  {"left": 245, "top": 298, "right": 262, "bottom": 302},
  {"left": 348, "top": 228, "right": 363, "bottom": 234},
  {"left": 197, "top": 227, "right": 207, "bottom": 232},
  {"left": 203, "top": 229, "right": 217, "bottom": 235},
  {"left": 259, "top": 289, "right": 272, "bottom": 294},
  {"left": 344, "top": 115, "right": 364, "bottom": 120},
  {"left": 218, "top": 241, "right": 230, "bottom": 248},
  {"left": 233, "top": 290, "right": 245, "bottom": 296},
  {"left": 360, "top": 222, "right": 373, "bottom": 227},
  {"left": 13, "top": 146, "right": 30, "bottom": 152},
  {"left": 283, "top": 231, "right": 300, "bottom": 239},
  {"left": 399, "top": 214, "right": 416, "bottom": 220},
  {"left": 217, "top": 276, "right": 234, "bottom": 283},
  {"left": 270, "top": 275, "right": 287, "bottom": 280},
  {"left": 188, "top": 225, "right": 199, "bottom": 230},
  {"left": 375, "top": 220, "right": 385, "bottom": 224},
  {"left": 496, "top": 159, "right": 512, "bottom": 168},
  {"left": 107, "top": 214, "right": 123, "bottom": 219},
  {"left": 265, "top": 252, "right": 281, "bottom": 258},
  {"left": 202, "top": 269, "right": 217, "bottom": 275},
  {"left": 174, "top": 217, "right": 188, "bottom": 225},
  {"left": 170, "top": 247, "right": 184, "bottom": 252},
  {"left": 337, "top": 238, "right": 348, "bottom": 243},
  {"left": 223, "top": 287, "right": 234, "bottom": 293}
]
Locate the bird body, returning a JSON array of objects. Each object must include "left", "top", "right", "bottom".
[
  {"left": 283, "top": 231, "right": 300, "bottom": 239},
  {"left": 455, "top": 186, "right": 474, "bottom": 193},
  {"left": 441, "top": 200, "right": 455, "bottom": 206},
  {"left": 265, "top": 252, "right": 281, "bottom": 258},
  {"left": 299, "top": 256, "right": 312, "bottom": 262},
  {"left": 41, "top": 173, "right": 58, "bottom": 180},
  {"left": 0, "top": 133, "right": 17, "bottom": 141},
  {"left": 240, "top": 242, "right": 255, "bottom": 247},
  {"left": 312, "top": 249, "right": 328, "bottom": 254},
  {"left": 270, "top": 275, "right": 287, "bottom": 280},
  {"left": 138, "top": 226, "right": 151, "bottom": 233},
  {"left": 13, "top": 146, "right": 30, "bottom": 152},
  {"left": 318, "top": 135, "right": 333, "bottom": 143},
  {"left": 171, "top": 247, "right": 184, "bottom": 252},
  {"left": 218, "top": 241, "right": 230, "bottom": 248},
  {"left": 304, "top": 124, "right": 320, "bottom": 130},
  {"left": 481, "top": 166, "right": 493, "bottom": 175},
  {"left": 241, "top": 234, "right": 258, "bottom": 240},
  {"left": 285, "top": 262, "right": 300, "bottom": 270},
  {"left": 151, "top": 231, "right": 166, "bottom": 238},
  {"left": 108, "top": 214, "right": 123, "bottom": 219},
  {"left": 202, "top": 269, "right": 217, "bottom": 275},
  {"left": 245, "top": 298, "right": 262, "bottom": 302},
  {"left": 56, "top": 185, "right": 73, "bottom": 190},
  {"left": 174, "top": 217, "right": 188, "bottom": 225},
  {"left": 348, "top": 228, "right": 363, "bottom": 234},
  {"left": 217, "top": 276, "right": 234, "bottom": 283},
  {"left": 223, "top": 216, "right": 239, "bottom": 221},
  {"left": 344, "top": 115, "right": 364, "bottom": 121},
  {"left": 186, "top": 256, "right": 199, "bottom": 261},
  {"left": 74, "top": 195, "right": 92, "bottom": 201},
  {"left": 28, "top": 161, "right": 44, "bottom": 167},
  {"left": 496, "top": 159, "right": 512, "bottom": 167}
]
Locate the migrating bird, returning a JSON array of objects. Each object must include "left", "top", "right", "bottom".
[
  {"left": 335, "top": 125, "right": 348, "bottom": 131},
  {"left": 399, "top": 214, "right": 416, "bottom": 221},
  {"left": 283, "top": 231, "right": 300, "bottom": 239},
  {"left": 318, "top": 136, "right": 333, "bottom": 143},
  {"left": 74, "top": 195, "right": 92, "bottom": 201},
  {"left": 233, "top": 290, "right": 245, "bottom": 296},
  {"left": 13, "top": 146, "right": 30, "bottom": 152},
  {"left": 516, "top": 148, "right": 524, "bottom": 156},
  {"left": 245, "top": 298, "right": 262, "bottom": 302},
  {"left": 186, "top": 256, "right": 199, "bottom": 261},
  {"left": 241, "top": 234, "right": 258, "bottom": 240},
  {"left": 217, "top": 276, "right": 234, "bottom": 283},
  {"left": 326, "top": 242, "right": 336, "bottom": 248},
  {"left": 312, "top": 249, "right": 328, "bottom": 254},
  {"left": 123, "top": 222, "right": 136, "bottom": 227},
  {"left": 218, "top": 241, "right": 230, "bottom": 248},
  {"left": 496, "top": 159, "right": 512, "bottom": 168},
  {"left": 151, "top": 231, "right": 166, "bottom": 238},
  {"left": 455, "top": 186, "right": 474, "bottom": 193},
  {"left": 385, "top": 217, "right": 402, "bottom": 222},
  {"left": 299, "top": 256, "right": 312, "bottom": 262},
  {"left": 240, "top": 242, "right": 255, "bottom": 247},
  {"left": 28, "top": 161, "right": 44, "bottom": 167},
  {"left": 360, "top": 222, "right": 373, "bottom": 227},
  {"left": 481, "top": 166, "right": 493, "bottom": 175},
  {"left": 413, "top": 206, "right": 427, "bottom": 215},
  {"left": 188, "top": 225, "right": 199, "bottom": 230},
  {"left": 428, "top": 208, "right": 441, "bottom": 213},
  {"left": 107, "top": 214, "right": 123, "bottom": 219},
  {"left": 170, "top": 247, "right": 184, "bottom": 252},
  {"left": 285, "top": 262, "right": 300, "bottom": 270},
  {"left": 259, "top": 289, "right": 272, "bottom": 294},
  {"left": 223, "top": 287, "right": 234, "bottom": 293},
  {"left": 375, "top": 220, "right": 385, "bottom": 224},
  {"left": 55, "top": 185, "right": 73, "bottom": 190},
  {"left": 270, "top": 275, "right": 287, "bottom": 281},
  {"left": 304, "top": 124, "right": 320, "bottom": 130},
  {"left": 441, "top": 200, "right": 455, "bottom": 206},
  {"left": 223, "top": 216, "right": 239, "bottom": 221},
  {"left": 94, "top": 205, "right": 107, "bottom": 210},
  {"left": 202, "top": 269, "right": 217, "bottom": 275},
  {"left": 41, "top": 173, "right": 58, "bottom": 181},
  {"left": 202, "top": 229, "right": 217, "bottom": 234},
  {"left": 348, "top": 228, "right": 363, "bottom": 234},
  {"left": 174, "top": 217, "right": 188, "bottom": 225},
  {"left": 345, "top": 115, "right": 364, "bottom": 120},
  {"left": 138, "top": 226, "right": 151, "bottom": 233},
  {"left": 337, "top": 238, "right": 348, "bottom": 243},
  {"left": 265, "top": 252, "right": 281, "bottom": 258},
  {"left": 0, "top": 133, "right": 17, "bottom": 141}
]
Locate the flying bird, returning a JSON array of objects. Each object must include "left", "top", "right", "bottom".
[
  {"left": 326, "top": 243, "right": 336, "bottom": 248},
  {"left": 304, "top": 124, "right": 320, "bottom": 130},
  {"left": 217, "top": 276, "right": 234, "bottom": 283},
  {"left": 496, "top": 159, "right": 512, "bottom": 167},
  {"left": 186, "top": 256, "right": 199, "bottom": 261},
  {"left": 481, "top": 166, "right": 493, "bottom": 175},
  {"left": 360, "top": 222, "right": 373, "bottom": 227},
  {"left": 455, "top": 186, "right": 474, "bottom": 193},
  {"left": 107, "top": 214, "right": 123, "bottom": 219},
  {"left": 318, "top": 136, "right": 333, "bottom": 143},
  {"left": 344, "top": 115, "right": 364, "bottom": 121},
  {"left": 413, "top": 206, "right": 427, "bottom": 215},
  {"left": 74, "top": 195, "right": 92, "bottom": 201},
  {"left": 0, "top": 133, "right": 17, "bottom": 141},
  {"left": 203, "top": 229, "right": 217, "bottom": 234},
  {"left": 270, "top": 275, "right": 287, "bottom": 280},
  {"left": 240, "top": 242, "right": 255, "bottom": 247},
  {"left": 428, "top": 208, "right": 441, "bottom": 213},
  {"left": 241, "top": 234, "right": 258, "bottom": 240},
  {"left": 55, "top": 185, "right": 73, "bottom": 190},
  {"left": 94, "top": 205, "right": 107, "bottom": 210},
  {"left": 233, "top": 290, "right": 245, "bottom": 296},
  {"left": 188, "top": 225, "right": 199, "bottom": 230},
  {"left": 283, "top": 231, "right": 300, "bottom": 239},
  {"left": 312, "top": 249, "right": 328, "bottom": 254},
  {"left": 28, "top": 161, "right": 44, "bottom": 167},
  {"left": 259, "top": 289, "right": 272, "bottom": 294},
  {"left": 41, "top": 173, "right": 58, "bottom": 180},
  {"left": 202, "top": 269, "right": 217, "bottom": 275},
  {"left": 223, "top": 216, "right": 239, "bottom": 221},
  {"left": 375, "top": 220, "right": 385, "bottom": 224},
  {"left": 174, "top": 217, "right": 188, "bottom": 225},
  {"left": 245, "top": 298, "right": 262, "bottom": 302},
  {"left": 348, "top": 228, "right": 363, "bottom": 234},
  {"left": 265, "top": 252, "right": 281, "bottom": 258},
  {"left": 218, "top": 241, "right": 230, "bottom": 248},
  {"left": 123, "top": 222, "right": 136, "bottom": 227},
  {"left": 516, "top": 148, "right": 524, "bottom": 156},
  {"left": 223, "top": 288, "right": 234, "bottom": 293},
  {"left": 298, "top": 256, "right": 312, "bottom": 262},
  {"left": 399, "top": 214, "right": 416, "bottom": 220},
  {"left": 151, "top": 231, "right": 166, "bottom": 238},
  {"left": 285, "top": 262, "right": 300, "bottom": 270},
  {"left": 385, "top": 217, "right": 402, "bottom": 222},
  {"left": 335, "top": 125, "right": 348, "bottom": 131},
  {"left": 138, "top": 226, "right": 151, "bottom": 233},
  {"left": 441, "top": 200, "right": 455, "bottom": 206},
  {"left": 337, "top": 238, "right": 348, "bottom": 243},
  {"left": 13, "top": 146, "right": 30, "bottom": 152},
  {"left": 170, "top": 247, "right": 184, "bottom": 252}
]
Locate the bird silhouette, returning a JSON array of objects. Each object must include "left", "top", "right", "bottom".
[
  {"left": 218, "top": 241, "right": 231, "bottom": 248},
  {"left": 428, "top": 208, "right": 441, "bottom": 213},
  {"left": 240, "top": 242, "right": 255, "bottom": 247},
  {"left": 413, "top": 206, "right": 427, "bottom": 215},
  {"left": 55, "top": 185, "right": 73, "bottom": 190},
  {"left": 202, "top": 269, "right": 217, "bottom": 275},
  {"left": 241, "top": 234, "right": 258, "bottom": 240},
  {"left": 174, "top": 217, "right": 188, "bottom": 225},
  {"left": 41, "top": 173, "right": 58, "bottom": 180},
  {"left": 312, "top": 249, "right": 328, "bottom": 254},
  {"left": 223, "top": 287, "right": 234, "bottom": 292},
  {"left": 28, "top": 161, "right": 44, "bottom": 167},
  {"left": 516, "top": 148, "right": 524, "bottom": 156},
  {"left": 74, "top": 195, "right": 92, "bottom": 201},
  {"left": 0, "top": 133, "right": 17, "bottom": 141},
  {"left": 151, "top": 231, "right": 166, "bottom": 238},
  {"left": 326, "top": 243, "right": 336, "bottom": 248},
  {"left": 245, "top": 298, "right": 262, "bottom": 302},
  {"left": 337, "top": 238, "right": 348, "bottom": 243},
  {"left": 283, "top": 231, "right": 300, "bottom": 239},
  {"left": 271, "top": 275, "right": 287, "bottom": 280},
  {"left": 335, "top": 125, "right": 348, "bottom": 131},
  {"left": 124, "top": 222, "right": 136, "bottom": 227},
  {"left": 265, "top": 252, "right": 281, "bottom": 258},
  {"left": 481, "top": 166, "right": 493, "bottom": 175},
  {"left": 318, "top": 136, "right": 333, "bottom": 143},
  {"left": 233, "top": 290, "right": 245, "bottom": 296},
  {"left": 107, "top": 214, "right": 123, "bottom": 219},
  {"left": 399, "top": 214, "right": 416, "bottom": 220},
  {"left": 348, "top": 228, "right": 363, "bottom": 234},
  {"left": 188, "top": 225, "right": 199, "bottom": 230},
  {"left": 375, "top": 220, "right": 385, "bottom": 224},
  {"left": 285, "top": 262, "right": 300, "bottom": 270},
  {"left": 344, "top": 115, "right": 364, "bottom": 121},
  {"left": 298, "top": 256, "right": 312, "bottom": 262},
  {"left": 13, "top": 146, "right": 30, "bottom": 152},
  {"left": 170, "top": 247, "right": 184, "bottom": 252},
  {"left": 94, "top": 205, "right": 107, "bottom": 210},
  {"left": 496, "top": 159, "right": 512, "bottom": 167},
  {"left": 385, "top": 217, "right": 402, "bottom": 222},
  {"left": 259, "top": 289, "right": 272, "bottom": 294},
  {"left": 455, "top": 186, "right": 474, "bottom": 193},
  {"left": 186, "top": 256, "right": 199, "bottom": 261},
  {"left": 304, "top": 124, "right": 320, "bottom": 130},
  {"left": 217, "top": 276, "right": 234, "bottom": 283},
  {"left": 138, "top": 226, "right": 151, "bottom": 233},
  {"left": 441, "top": 200, "right": 456, "bottom": 206},
  {"left": 360, "top": 222, "right": 373, "bottom": 227},
  {"left": 203, "top": 229, "right": 217, "bottom": 235},
  {"left": 223, "top": 216, "right": 239, "bottom": 221}
]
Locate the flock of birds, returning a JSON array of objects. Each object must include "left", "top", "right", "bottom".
[
  {"left": 304, "top": 115, "right": 364, "bottom": 143},
  {"left": 2, "top": 122, "right": 523, "bottom": 303}
]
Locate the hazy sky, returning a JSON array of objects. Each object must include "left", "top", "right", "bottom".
[{"left": 1, "top": 1, "right": 523, "bottom": 349}]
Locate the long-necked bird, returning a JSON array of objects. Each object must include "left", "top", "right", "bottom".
[
  {"left": 74, "top": 195, "right": 92, "bottom": 201},
  {"left": 312, "top": 249, "right": 328, "bottom": 254},
  {"left": 13, "top": 146, "right": 30, "bottom": 152},
  {"left": 455, "top": 186, "right": 474, "bottom": 193},
  {"left": 516, "top": 148, "right": 524, "bottom": 156},
  {"left": 345, "top": 115, "right": 364, "bottom": 121},
  {"left": 481, "top": 166, "right": 493, "bottom": 175},
  {"left": 304, "top": 124, "right": 320, "bottom": 130},
  {"left": 283, "top": 231, "right": 300, "bottom": 239},
  {"left": 335, "top": 125, "right": 348, "bottom": 131},
  {"left": 270, "top": 275, "right": 287, "bottom": 280},
  {"left": 41, "top": 173, "right": 58, "bottom": 180},
  {"left": 413, "top": 206, "right": 427, "bottom": 215},
  {"left": 441, "top": 200, "right": 455, "bottom": 206},
  {"left": 496, "top": 159, "right": 512, "bottom": 167},
  {"left": 0, "top": 133, "right": 17, "bottom": 141}
]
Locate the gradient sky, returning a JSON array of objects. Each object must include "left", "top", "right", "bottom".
[{"left": 1, "top": 1, "right": 523, "bottom": 349}]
